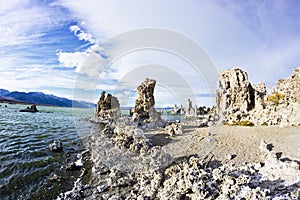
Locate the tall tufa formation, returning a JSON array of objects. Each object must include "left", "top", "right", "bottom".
[
  {"left": 276, "top": 67, "right": 300, "bottom": 103},
  {"left": 216, "top": 68, "right": 256, "bottom": 116},
  {"left": 132, "top": 78, "right": 163, "bottom": 125},
  {"left": 216, "top": 67, "right": 300, "bottom": 126},
  {"left": 96, "top": 91, "right": 120, "bottom": 120}
]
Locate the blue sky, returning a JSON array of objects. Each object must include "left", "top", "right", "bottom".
[{"left": 1, "top": 0, "right": 300, "bottom": 107}]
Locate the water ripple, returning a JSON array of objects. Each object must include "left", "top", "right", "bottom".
[{"left": 0, "top": 104, "right": 93, "bottom": 199}]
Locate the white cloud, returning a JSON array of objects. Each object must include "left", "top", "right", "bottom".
[
  {"left": 61, "top": 0, "right": 300, "bottom": 89},
  {"left": 57, "top": 24, "right": 105, "bottom": 77},
  {"left": 0, "top": 0, "right": 69, "bottom": 48},
  {"left": 57, "top": 51, "right": 88, "bottom": 68},
  {"left": 2, "top": 0, "right": 298, "bottom": 105},
  {"left": 0, "top": 65, "right": 76, "bottom": 93},
  {"left": 0, "top": 0, "right": 80, "bottom": 99},
  {"left": 70, "top": 25, "right": 95, "bottom": 43}
]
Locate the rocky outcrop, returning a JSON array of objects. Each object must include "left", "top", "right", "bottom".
[
  {"left": 217, "top": 67, "right": 300, "bottom": 126},
  {"left": 216, "top": 68, "right": 256, "bottom": 116},
  {"left": 254, "top": 82, "right": 267, "bottom": 110},
  {"left": 61, "top": 138, "right": 300, "bottom": 199},
  {"left": 96, "top": 91, "right": 120, "bottom": 120},
  {"left": 131, "top": 78, "right": 164, "bottom": 126},
  {"left": 112, "top": 125, "right": 152, "bottom": 154},
  {"left": 186, "top": 98, "right": 193, "bottom": 115},
  {"left": 20, "top": 104, "right": 39, "bottom": 112},
  {"left": 276, "top": 67, "right": 300, "bottom": 103},
  {"left": 172, "top": 104, "right": 184, "bottom": 115},
  {"left": 197, "top": 106, "right": 214, "bottom": 115},
  {"left": 156, "top": 141, "right": 300, "bottom": 199}
]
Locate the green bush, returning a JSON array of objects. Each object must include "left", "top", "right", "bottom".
[
  {"left": 261, "top": 122, "right": 268, "bottom": 126},
  {"left": 224, "top": 120, "right": 254, "bottom": 127},
  {"left": 267, "top": 92, "right": 285, "bottom": 106}
]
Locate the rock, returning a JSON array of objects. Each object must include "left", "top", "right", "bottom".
[
  {"left": 96, "top": 91, "right": 120, "bottom": 120},
  {"left": 49, "top": 140, "right": 63, "bottom": 152},
  {"left": 165, "top": 122, "right": 182, "bottom": 137},
  {"left": 20, "top": 104, "right": 39, "bottom": 112},
  {"left": 259, "top": 140, "right": 300, "bottom": 185},
  {"left": 66, "top": 162, "right": 82, "bottom": 171},
  {"left": 62, "top": 125, "right": 300, "bottom": 199},
  {"left": 216, "top": 67, "right": 300, "bottom": 126},
  {"left": 276, "top": 67, "right": 300, "bottom": 103},
  {"left": 96, "top": 185, "right": 108, "bottom": 193},
  {"left": 172, "top": 104, "right": 184, "bottom": 115},
  {"left": 197, "top": 106, "right": 212, "bottom": 115},
  {"left": 48, "top": 174, "right": 62, "bottom": 182},
  {"left": 186, "top": 98, "right": 193, "bottom": 115},
  {"left": 131, "top": 78, "right": 164, "bottom": 126},
  {"left": 254, "top": 82, "right": 267, "bottom": 110},
  {"left": 227, "top": 154, "right": 236, "bottom": 160},
  {"left": 216, "top": 68, "right": 255, "bottom": 116},
  {"left": 112, "top": 126, "right": 152, "bottom": 154}
]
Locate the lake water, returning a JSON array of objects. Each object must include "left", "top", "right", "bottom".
[
  {"left": 0, "top": 103, "right": 93, "bottom": 200},
  {"left": 0, "top": 104, "right": 182, "bottom": 199}
]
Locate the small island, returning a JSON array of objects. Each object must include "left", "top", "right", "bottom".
[{"left": 19, "top": 104, "right": 39, "bottom": 113}]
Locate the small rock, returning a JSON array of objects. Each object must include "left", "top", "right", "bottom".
[
  {"left": 66, "top": 162, "right": 82, "bottom": 171},
  {"left": 49, "top": 140, "right": 63, "bottom": 152},
  {"left": 48, "top": 174, "right": 62, "bottom": 182},
  {"left": 97, "top": 185, "right": 108, "bottom": 193},
  {"left": 227, "top": 154, "right": 236, "bottom": 160},
  {"left": 254, "top": 163, "right": 262, "bottom": 170},
  {"left": 166, "top": 122, "right": 182, "bottom": 137}
]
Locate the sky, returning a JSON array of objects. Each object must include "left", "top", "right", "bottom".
[{"left": 1, "top": 0, "right": 300, "bottom": 107}]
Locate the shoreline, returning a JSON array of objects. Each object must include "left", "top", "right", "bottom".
[{"left": 60, "top": 118, "right": 300, "bottom": 199}]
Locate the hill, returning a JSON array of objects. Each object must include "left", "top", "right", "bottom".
[{"left": 0, "top": 89, "right": 95, "bottom": 108}]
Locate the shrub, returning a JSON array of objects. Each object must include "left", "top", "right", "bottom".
[
  {"left": 267, "top": 92, "right": 285, "bottom": 106},
  {"left": 224, "top": 120, "right": 254, "bottom": 127},
  {"left": 261, "top": 122, "right": 268, "bottom": 126}
]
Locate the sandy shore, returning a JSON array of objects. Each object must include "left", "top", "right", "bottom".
[
  {"left": 61, "top": 122, "right": 300, "bottom": 199},
  {"left": 153, "top": 125, "right": 300, "bottom": 166}
]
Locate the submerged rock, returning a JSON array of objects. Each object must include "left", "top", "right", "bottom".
[
  {"left": 49, "top": 140, "right": 63, "bottom": 152},
  {"left": 20, "top": 104, "right": 39, "bottom": 112}
]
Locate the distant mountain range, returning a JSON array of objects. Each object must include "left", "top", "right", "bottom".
[{"left": 0, "top": 89, "right": 95, "bottom": 108}]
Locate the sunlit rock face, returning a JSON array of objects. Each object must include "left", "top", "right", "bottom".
[
  {"left": 276, "top": 67, "right": 300, "bottom": 103},
  {"left": 216, "top": 67, "right": 300, "bottom": 126},
  {"left": 216, "top": 68, "right": 256, "bottom": 118},
  {"left": 132, "top": 78, "right": 164, "bottom": 126},
  {"left": 96, "top": 91, "right": 120, "bottom": 120}
]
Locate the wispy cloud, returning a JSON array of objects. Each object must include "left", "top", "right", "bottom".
[
  {"left": 0, "top": 0, "right": 85, "bottom": 96},
  {"left": 62, "top": 0, "right": 300, "bottom": 88},
  {"left": 1, "top": 0, "right": 299, "bottom": 106},
  {"left": 0, "top": 0, "right": 69, "bottom": 48}
]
